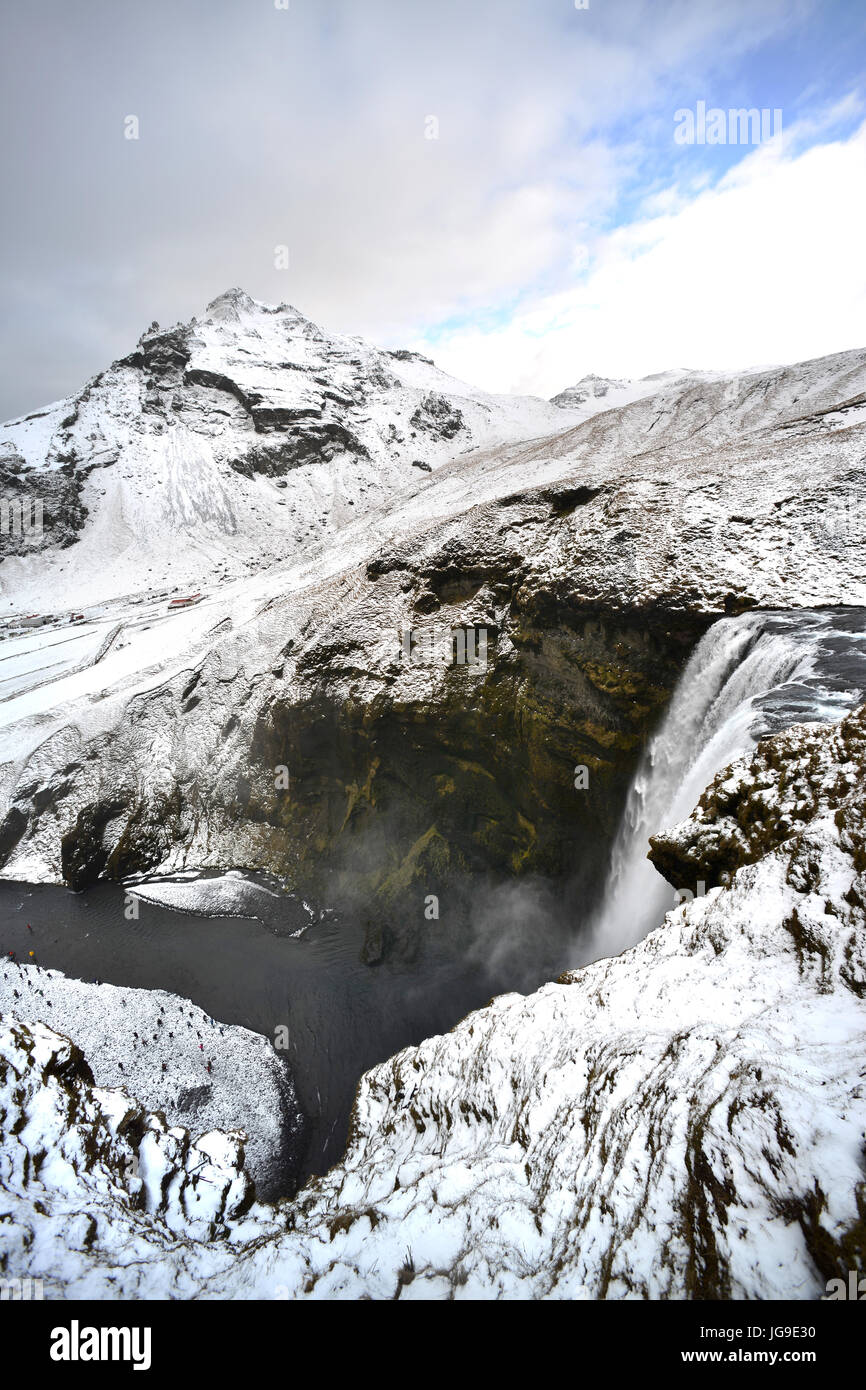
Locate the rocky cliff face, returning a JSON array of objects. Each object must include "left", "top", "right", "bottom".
[
  {"left": 0, "top": 1015, "right": 271, "bottom": 1298},
  {"left": 549, "top": 368, "right": 694, "bottom": 414},
  {"left": 649, "top": 703, "right": 866, "bottom": 893}
]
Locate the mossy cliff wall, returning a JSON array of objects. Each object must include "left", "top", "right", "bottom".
[{"left": 240, "top": 605, "right": 708, "bottom": 957}]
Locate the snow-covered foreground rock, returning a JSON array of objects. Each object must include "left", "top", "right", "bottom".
[
  {"left": 2, "top": 706, "right": 864, "bottom": 1299},
  {"left": 0, "top": 963, "right": 301, "bottom": 1196},
  {"left": 648, "top": 702, "right": 866, "bottom": 894},
  {"left": 0, "top": 1016, "right": 284, "bottom": 1298}
]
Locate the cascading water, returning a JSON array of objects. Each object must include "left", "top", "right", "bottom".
[{"left": 586, "top": 608, "right": 866, "bottom": 963}]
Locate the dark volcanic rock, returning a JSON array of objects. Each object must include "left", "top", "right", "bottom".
[
  {"left": 410, "top": 392, "right": 465, "bottom": 439},
  {"left": 0, "top": 460, "right": 88, "bottom": 557},
  {"left": 229, "top": 422, "right": 370, "bottom": 478}
]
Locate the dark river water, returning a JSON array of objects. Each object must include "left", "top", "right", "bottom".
[{"left": 0, "top": 875, "right": 575, "bottom": 1189}]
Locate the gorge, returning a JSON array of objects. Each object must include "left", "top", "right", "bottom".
[{"left": 1, "top": 292, "right": 865, "bottom": 1299}]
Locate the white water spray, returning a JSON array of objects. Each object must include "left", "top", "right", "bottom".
[{"left": 586, "top": 610, "right": 866, "bottom": 962}]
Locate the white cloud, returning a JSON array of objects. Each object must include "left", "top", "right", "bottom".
[
  {"left": 0, "top": 0, "right": 849, "bottom": 416},
  {"left": 415, "top": 117, "right": 866, "bottom": 396}
]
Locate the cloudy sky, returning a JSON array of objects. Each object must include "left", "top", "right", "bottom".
[{"left": 1, "top": 0, "right": 865, "bottom": 418}]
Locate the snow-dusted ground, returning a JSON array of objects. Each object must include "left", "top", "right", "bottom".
[
  {"left": 0, "top": 624, "right": 108, "bottom": 702},
  {"left": 0, "top": 962, "right": 300, "bottom": 1196},
  {"left": 0, "top": 1016, "right": 278, "bottom": 1297},
  {"left": 2, "top": 703, "right": 864, "bottom": 1298}
]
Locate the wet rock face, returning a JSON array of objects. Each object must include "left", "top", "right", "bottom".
[
  {"left": 648, "top": 703, "right": 866, "bottom": 891},
  {"left": 59, "top": 791, "right": 180, "bottom": 892},
  {"left": 0, "top": 806, "right": 28, "bottom": 862},
  {"left": 60, "top": 800, "right": 127, "bottom": 891},
  {"left": 234, "top": 607, "right": 691, "bottom": 958}
]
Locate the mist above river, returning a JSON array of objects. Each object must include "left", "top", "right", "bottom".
[{"left": 0, "top": 870, "right": 580, "bottom": 1190}]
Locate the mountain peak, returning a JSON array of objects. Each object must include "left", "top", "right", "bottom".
[
  {"left": 203, "top": 288, "right": 308, "bottom": 325},
  {"left": 205, "top": 288, "right": 268, "bottom": 321}
]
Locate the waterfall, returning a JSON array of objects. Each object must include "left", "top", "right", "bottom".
[{"left": 585, "top": 608, "right": 866, "bottom": 963}]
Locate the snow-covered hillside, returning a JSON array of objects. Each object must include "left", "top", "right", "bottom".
[
  {"left": 549, "top": 367, "right": 701, "bottom": 416},
  {"left": 0, "top": 289, "right": 589, "bottom": 612}
]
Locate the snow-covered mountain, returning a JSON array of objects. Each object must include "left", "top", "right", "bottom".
[{"left": 0, "top": 289, "right": 590, "bottom": 612}]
